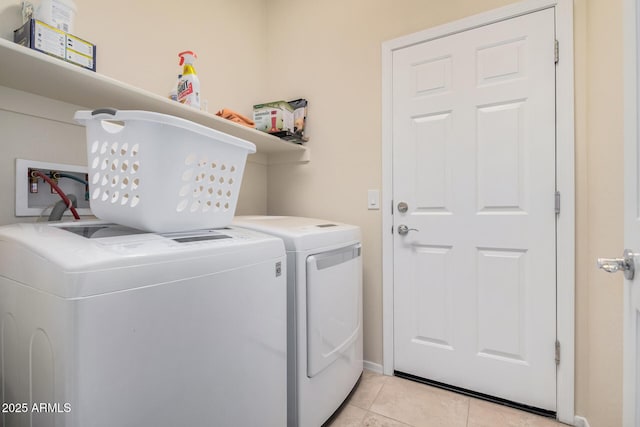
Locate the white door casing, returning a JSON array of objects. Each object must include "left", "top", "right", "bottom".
[
  {"left": 623, "top": 0, "right": 640, "bottom": 424},
  {"left": 382, "top": 0, "right": 575, "bottom": 422},
  {"left": 391, "top": 8, "right": 556, "bottom": 410}
]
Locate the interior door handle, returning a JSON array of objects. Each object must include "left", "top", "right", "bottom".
[
  {"left": 397, "top": 225, "right": 419, "bottom": 236},
  {"left": 597, "top": 249, "right": 635, "bottom": 280}
]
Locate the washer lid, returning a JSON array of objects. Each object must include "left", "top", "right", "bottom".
[
  {"left": 0, "top": 220, "right": 285, "bottom": 298},
  {"left": 233, "top": 216, "right": 360, "bottom": 252}
]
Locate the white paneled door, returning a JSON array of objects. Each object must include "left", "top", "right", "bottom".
[{"left": 392, "top": 8, "right": 557, "bottom": 410}]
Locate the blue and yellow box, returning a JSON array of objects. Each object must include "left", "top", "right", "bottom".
[{"left": 14, "top": 19, "right": 96, "bottom": 72}]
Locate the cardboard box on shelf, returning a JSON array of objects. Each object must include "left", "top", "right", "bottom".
[
  {"left": 288, "top": 98, "right": 307, "bottom": 139},
  {"left": 14, "top": 19, "right": 96, "bottom": 71},
  {"left": 253, "top": 99, "right": 308, "bottom": 143},
  {"left": 253, "top": 101, "right": 294, "bottom": 134}
]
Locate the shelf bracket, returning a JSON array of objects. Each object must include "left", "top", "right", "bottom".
[{"left": 265, "top": 147, "right": 311, "bottom": 165}]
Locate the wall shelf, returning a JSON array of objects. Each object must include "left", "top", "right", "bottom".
[{"left": 0, "top": 38, "right": 309, "bottom": 162}]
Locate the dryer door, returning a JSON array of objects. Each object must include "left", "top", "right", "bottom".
[{"left": 306, "top": 243, "right": 362, "bottom": 378}]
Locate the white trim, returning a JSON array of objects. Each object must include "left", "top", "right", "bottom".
[
  {"left": 623, "top": 0, "right": 638, "bottom": 425},
  {"left": 381, "top": 0, "right": 575, "bottom": 423},
  {"left": 381, "top": 9, "right": 395, "bottom": 378},
  {"left": 381, "top": 0, "right": 561, "bottom": 52},
  {"left": 574, "top": 415, "right": 591, "bottom": 427},
  {"left": 363, "top": 360, "right": 384, "bottom": 375},
  {"left": 553, "top": 0, "right": 576, "bottom": 423}
]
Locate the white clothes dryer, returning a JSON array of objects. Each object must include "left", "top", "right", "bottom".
[
  {"left": 0, "top": 221, "right": 287, "bottom": 427},
  {"left": 233, "top": 216, "right": 363, "bottom": 427}
]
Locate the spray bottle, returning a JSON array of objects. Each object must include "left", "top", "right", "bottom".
[{"left": 177, "top": 51, "right": 200, "bottom": 109}]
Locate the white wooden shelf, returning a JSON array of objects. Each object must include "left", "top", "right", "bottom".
[{"left": 0, "top": 38, "right": 309, "bottom": 162}]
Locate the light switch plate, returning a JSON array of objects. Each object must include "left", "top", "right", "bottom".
[{"left": 368, "top": 189, "right": 380, "bottom": 210}]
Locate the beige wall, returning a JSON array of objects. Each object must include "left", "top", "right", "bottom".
[
  {"left": 579, "top": 0, "right": 624, "bottom": 424},
  {"left": 0, "top": 0, "right": 627, "bottom": 425},
  {"left": 74, "top": 0, "right": 268, "bottom": 119},
  {"left": 265, "top": 0, "right": 623, "bottom": 425}
]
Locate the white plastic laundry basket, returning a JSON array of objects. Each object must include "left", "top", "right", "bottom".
[{"left": 74, "top": 109, "right": 256, "bottom": 232}]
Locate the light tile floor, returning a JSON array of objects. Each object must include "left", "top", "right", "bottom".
[{"left": 326, "top": 370, "right": 567, "bottom": 427}]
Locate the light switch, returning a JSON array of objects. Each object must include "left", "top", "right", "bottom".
[{"left": 368, "top": 189, "right": 380, "bottom": 210}]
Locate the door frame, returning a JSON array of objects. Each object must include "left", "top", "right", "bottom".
[
  {"left": 623, "top": 0, "right": 637, "bottom": 424},
  {"left": 381, "top": 0, "right": 575, "bottom": 423}
]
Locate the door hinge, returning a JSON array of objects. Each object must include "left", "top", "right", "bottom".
[
  {"left": 554, "top": 39, "right": 559, "bottom": 64},
  {"left": 555, "top": 340, "right": 561, "bottom": 365},
  {"left": 555, "top": 191, "right": 561, "bottom": 215}
]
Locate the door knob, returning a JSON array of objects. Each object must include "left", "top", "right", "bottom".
[
  {"left": 397, "top": 224, "right": 419, "bottom": 236},
  {"left": 597, "top": 249, "right": 635, "bottom": 280},
  {"left": 397, "top": 202, "right": 408, "bottom": 213}
]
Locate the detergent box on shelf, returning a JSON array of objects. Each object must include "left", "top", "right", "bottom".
[
  {"left": 253, "top": 101, "right": 294, "bottom": 135},
  {"left": 14, "top": 19, "right": 96, "bottom": 71},
  {"left": 253, "top": 99, "right": 308, "bottom": 143}
]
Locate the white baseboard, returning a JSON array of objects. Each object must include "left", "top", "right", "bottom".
[
  {"left": 574, "top": 415, "right": 590, "bottom": 427},
  {"left": 363, "top": 360, "right": 384, "bottom": 374}
]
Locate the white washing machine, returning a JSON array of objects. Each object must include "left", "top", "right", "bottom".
[
  {"left": 0, "top": 220, "right": 287, "bottom": 427},
  {"left": 233, "top": 216, "right": 363, "bottom": 427}
]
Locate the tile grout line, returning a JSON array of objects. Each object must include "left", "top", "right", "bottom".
[
  {"left": 465, "top": 396, "right": 471, "bottom": 427},
  {"left": 379, "top": 375, "right": 474, "bottom": 427},
  {"left": 366, "top": 376, "right": 418, "bottom": 427},
  {"left": 355, "top": 406, "right": 367, "bottom": 427},
  {"left": 363, "top": 410, "right": 414, "bottom": 427},
  {"left": 366, "top": 374, "right": 389, "bottom": 410}
]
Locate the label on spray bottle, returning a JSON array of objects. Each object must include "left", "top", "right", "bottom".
[
  {"left": 177, "top": 76, "right": 200, "bottom": 108},
  {"left": 177, "top": 79, "right": 193, "bottom": 99},
  {"left": 177, "top": 51, "right": 200, "bottom": 109}
]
